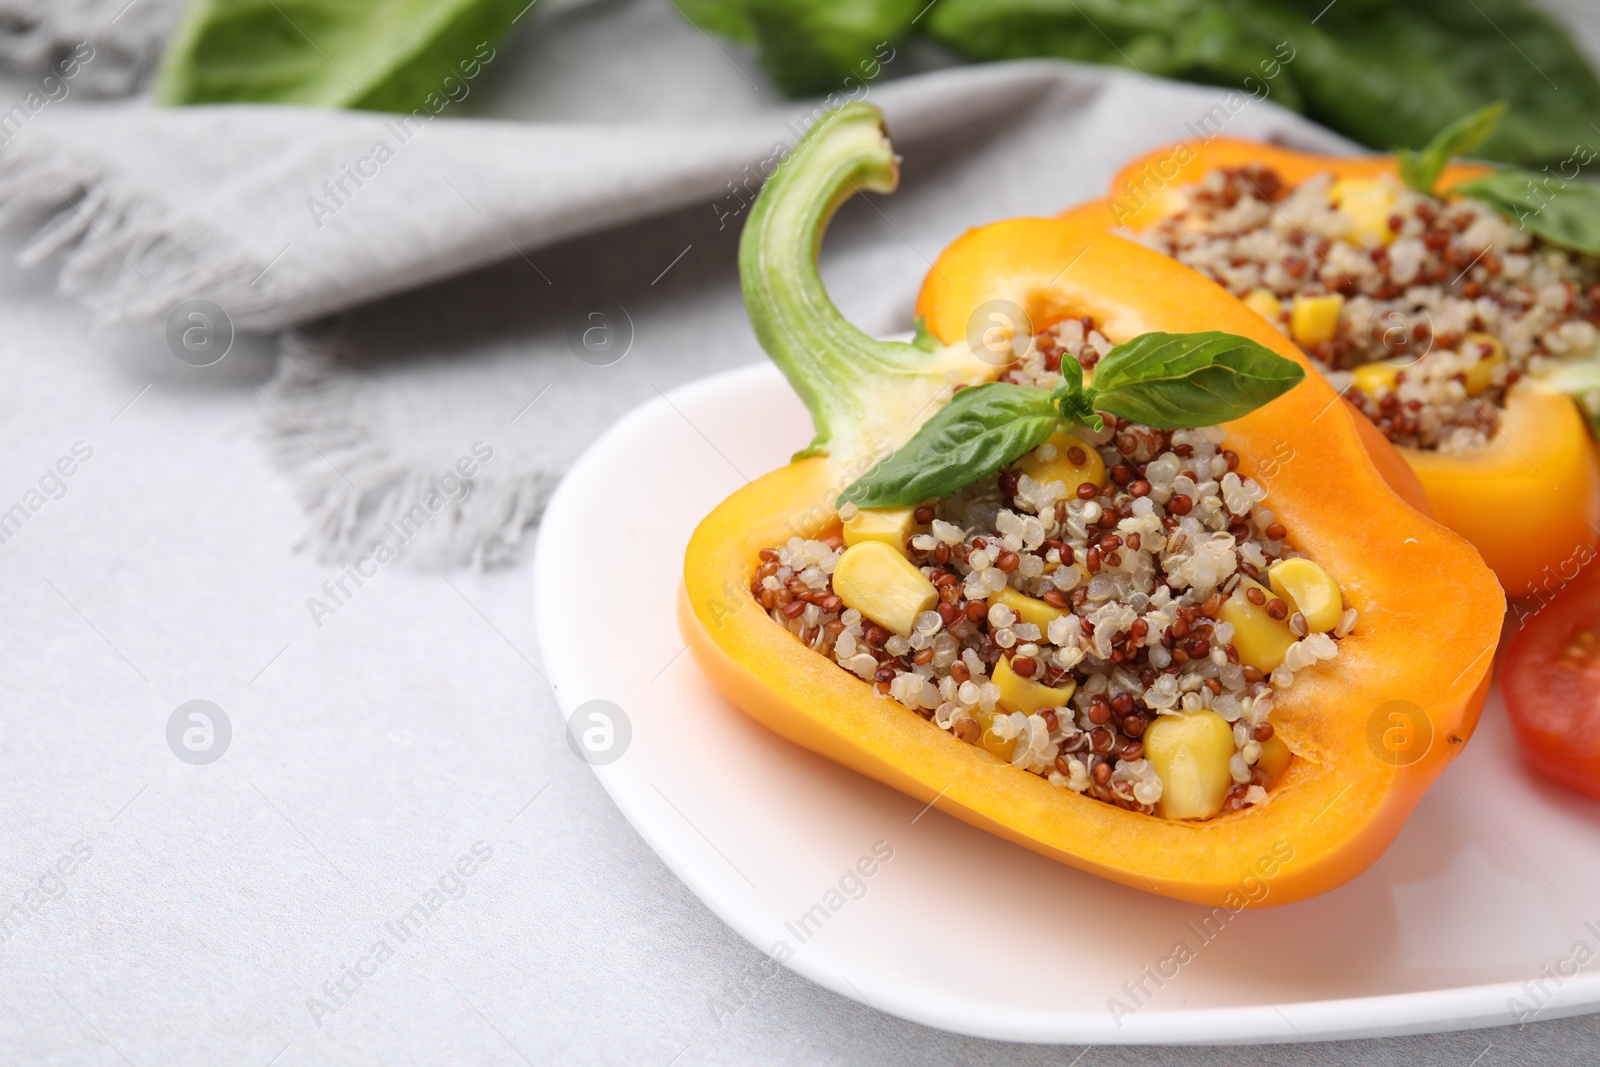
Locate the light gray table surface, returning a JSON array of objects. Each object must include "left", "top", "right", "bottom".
[{"left": 2, "top": 1, "right": 1598, "bottom": 1063}]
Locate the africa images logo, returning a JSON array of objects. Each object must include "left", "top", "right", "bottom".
[{"left": 1366, "top": 699, "right": 1433, "bottom": 767}]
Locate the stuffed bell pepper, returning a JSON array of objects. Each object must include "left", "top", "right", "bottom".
[
  {"left": 680, "top": 102, "right": 1502, "bottom": 908},
  {"left": 1059, "top": 105, "right": 1600, "bottom": 599}
]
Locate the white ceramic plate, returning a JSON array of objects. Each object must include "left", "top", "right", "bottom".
[{"left": 534, "top": 361, "right": 1600, "bottom": 1045}]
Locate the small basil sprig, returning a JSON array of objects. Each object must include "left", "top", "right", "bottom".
[
  {"left": 1397, "top": 101, "right": 1506, "bottom": 196},
  {"left": 837, "top": 331, "right": 1304, "bottom": 508}
]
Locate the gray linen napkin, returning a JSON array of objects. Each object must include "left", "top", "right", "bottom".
[
  {"left": 1, "top": 66, "right": 1052, "bottom": 331},
  {"left": 0, "top": 57, "right": 1353, "bottom": 566}
]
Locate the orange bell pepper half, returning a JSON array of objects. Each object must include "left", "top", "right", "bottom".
[
  {"left": 1058, "top": 136, "right": 1600, "bottom": 600},
  {"left": 681, "top": 105, "right": 1502, "bottom": 907}
]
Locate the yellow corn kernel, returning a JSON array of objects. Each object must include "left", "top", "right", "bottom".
[
  {"left": 843, "top": 504, "right": 918, "bottom": 555},
  {"left": 1350, "top": 360, "right": 1401, "bottom": 396},
  {"left": 1145, "top": 710, "right": 1235, "bottom": 820},
  {"left": 1329, "top": 177, "right": 1398, "bottom": 246},
  {"left": 1256, "top": 732, "right": 1293, "bottom": 788},
  {"left": 832, "top": 541, "right": 938, "bottom": 637},
  {"left": 1290, "top": 294, "right": 1344, "bottom": 347},
  {"left": 1218, "top": 578, "right": 1296, "bottom": 672},
  {"left": 1242, "top": 289, "right": 1283, "bottom": 322},
  {"left": 1267, "top": 557, "right": 1342, "bottom": 633},
  {"left": 992, "top": 654, "right": 1076, "bottom": 715},
  {"left": 1461, "top": 331, "right": 1507, "bottom": 397},
  {"left": 1016, "top": 431, "right": 1105, "bottom": 492},
  {"left": 971, "top": 708, "right": 1016, "bottom": 762},
  {"left": 993, "top": 585, "right": 1067, "bottom": 630}
]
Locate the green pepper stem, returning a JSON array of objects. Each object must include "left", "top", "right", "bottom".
[{"left": 740, "top": 102, "right": 987, "bottom": 464}]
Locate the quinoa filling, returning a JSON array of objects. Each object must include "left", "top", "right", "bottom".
[
  {"left": 752, "top": 319, "right": 1354, "bottom": 820},
  {"left": 1131, "top": 164, "right": 1600, "bottom": 453}
]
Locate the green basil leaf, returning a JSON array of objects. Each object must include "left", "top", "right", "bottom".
[
  {"left": 157, "top": 0, "right": 525, "bottom": 111},
  {"left": 837, "top": 383, "right": 1059, "bottom": 507},
  {"left": 1396, "top": 101, "right": 1506, "bottom": 195},
  {"left": 1455, "top": 169, "right": 1600, "bottom": 256},
  {"left": 1087, "top": 331, "right": 1304, "bottom": 428}
]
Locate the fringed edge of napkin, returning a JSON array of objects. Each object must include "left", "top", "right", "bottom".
[
  {"left": 0, "top": 131, "right": 265, "bottom": 325},
  {"left": 262, "top": 334, "right": 554, "bottom": 570}
]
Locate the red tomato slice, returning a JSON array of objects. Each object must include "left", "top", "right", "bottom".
[{"left": 1504, "top": 575, "right": 1600, "bottom": 800}]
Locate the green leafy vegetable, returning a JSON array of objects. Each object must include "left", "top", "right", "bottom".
[
  {"left": 839, "top": 331, "right": 1304, "bottom": 506},
  {"left": 1397, "top": 101, "right": 1506, "bottom": 195},
  {"left": 1250, "top": 0, "right": 1600, "bottom": 169},
  {"left": 676, "top": 0, "right": 916, "bottom": 95},
  {"left": 1455, "top": 169, "right": 1600, "bottom": 256},
  {"left": 1088, "top": 331, "right": 1306, "bottom": 428},
  {"left": 746, "top": 0, "right": 918, "bottom": 95},
  {"left": 923, "top": 0, "right": 1266, "bottom": 91},
  {"left": 157, "top": 0, "right": 526, "bottom": 111},
  {"left": 838, "top": 383, "right": 1060, "bottom": 507},
  {"left": 900, "top": 0, "right": 1600, "bottom": 168},
  {"left": 674, "top": 0, "right": 756, "bottom": 42}
]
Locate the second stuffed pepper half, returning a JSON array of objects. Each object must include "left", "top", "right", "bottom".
[{"left": 1060, "top": 104, "right": 1600, "bottom": 600}]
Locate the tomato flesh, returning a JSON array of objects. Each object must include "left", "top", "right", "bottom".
[{"left": 1504, "top": 578, "right": 1600, "bottom": 800}]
